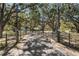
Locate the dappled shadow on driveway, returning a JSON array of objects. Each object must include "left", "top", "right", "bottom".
[
  {"left": 2, "top": 42, "right": 18, "bottom": 56},
  {"left": 19, "top": 34, "right": 65, "bottom": 56},
  {"left": 2, "top": 32, "right": 65, "bottom": 56}
]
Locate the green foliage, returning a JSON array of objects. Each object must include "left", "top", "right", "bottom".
[
  {"left": 60, "top": 20, "right": 75, "bottom": 32},
  {"left": 1, "top": 3, "right": 79, "bottom": 35}
]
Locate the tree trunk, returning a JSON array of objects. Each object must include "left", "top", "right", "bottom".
[
  {"left": 0, "top": 25, "right": 3, "bottom": 38},
  {"left": 74, "top": 23, "right": 79, "bottom": 33},
  {"left": 76, "top": 28, "right": 79, "bottom": 33},
  {"left": 57, "top": 4, "right": 60, "bottom": 42},
  {"left": 0, "top": 4, "right": 5, "bottom": 38},
  {"left": 0, "top": 30, "right": 3, "bottom": 38}
]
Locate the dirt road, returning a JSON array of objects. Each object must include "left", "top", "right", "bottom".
[{"left": 0, "top": 32, "right": 79, "bottom": 56}]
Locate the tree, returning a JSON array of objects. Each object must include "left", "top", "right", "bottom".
[
  {"left": 63, "top": 4, "right": 79, "bottom": 33},
  {"left": 28, "top": 4, "right": 40, "bottom": 32},
  {"left": 0, "top": 3, "right": 15, "bottom": 38}
]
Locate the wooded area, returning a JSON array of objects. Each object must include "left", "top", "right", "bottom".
[{"left": 0, "top": 3, "right": 79, "bottom": 56}]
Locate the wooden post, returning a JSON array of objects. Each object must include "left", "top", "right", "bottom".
[
  {"left": 5, "top": 33, "right": 8, "bottom": 47},
  {"left": 20, "top": 30, "right": 21, "bottom": 40},
  {"left": 69, "top": 32, "right": 71, "bottom": 46},
  {"left": 75, "top": 39, "right": 76, "bottom": 48}
]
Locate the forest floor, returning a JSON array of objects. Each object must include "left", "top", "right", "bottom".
[{"left": 0, "top": 32, "right": 79, "bottom": 56}]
